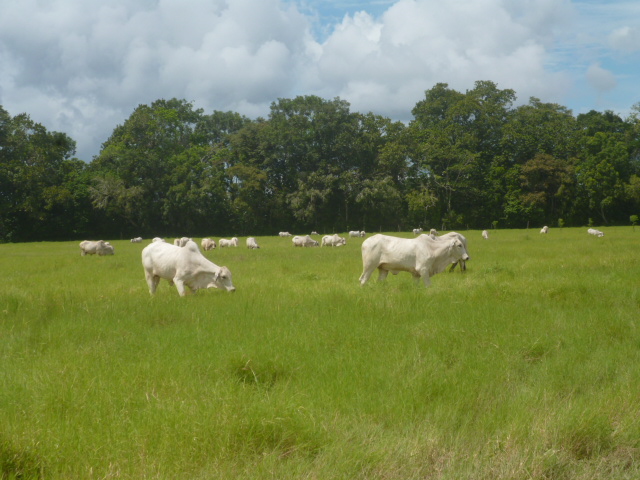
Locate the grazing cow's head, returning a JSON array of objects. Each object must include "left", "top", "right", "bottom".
[
  {"left": 210, "top": 266, "right": 236, "bottom": 292},
  {"left": 449, "top": 239, "right": 470, "bottom": 261}
]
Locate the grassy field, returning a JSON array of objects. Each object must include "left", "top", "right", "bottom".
[{"left": 1, "top": 228, "right": 639, "bottom": 479}]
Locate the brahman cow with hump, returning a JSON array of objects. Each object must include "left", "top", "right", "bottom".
[
  {"left": 219, "top": 237, "right": 239, "bottom": 248},
  {"left": 174, "top": 237, "right": 191, "bottom": 247},
  {"left": 141, "top": 240, "right": 235, "bottom": 296},
  {"left": 246, "top": 237, "right": 260, "bottom": 249},
  {"left": 79, "top": 240, "right": 114, "bottom": 256},
  {"left": 201, "top": 238, "right": 216, "bottom": 251},
  {"left": 359, "top": 234, "right": 469, "bottom": 287},
  {"left": 321, "top": 234, "right": 346, "bottom": 247},
  {"left": 428, "top": 231, "right": 469, "bottom": 272},
  {"left": 292, "top": 235, "right": 319, "bottom": 247}
]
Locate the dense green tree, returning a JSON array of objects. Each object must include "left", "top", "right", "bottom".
[
  {"left": 0, "top": 107, "right": 81, "bottom": 241},
  {"left": 408, "top": 81, "right": 516, "bottom": 228},
  {"left": 90, "top": 99, "right": 247, "bottom": 236},
  {"left": 575, "top": 131, "right": 629, "bottom": 224},
  {"left": 4, "top": 85, "right": 640, "bottom": 242}
]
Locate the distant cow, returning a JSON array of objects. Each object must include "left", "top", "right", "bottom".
[
  {"left": 482, "top": 230, "right": 489, "bottom": 240},
  {"left": 587, "top": 228, "right": 605, "bottom": 237},
  {"left": 246, "top": 237, "right": 260, "bottom": 249},
  {"left": 141, "top": 240, "right": 235, "bottom": 296},
  {"left": 131, "top": 237, "right": 143, "bottom": 243},
  {"left": 412, "top": 228, "right": 423, "bottom": 235},
  {"left": 279, "top": 232, "right": 292, "bottom": 237},
  {"left": 429, "top": 228, "right": 438, "bottom": 237},
  {"left": 540, "top": 226, "right": 549, "bottom": 234},
  {"left": 310, "top": 231, "right": 319, "bottom": 235},
  {"left": 359, "top": 234, "right": 469, "bottom": 287},
  {"left": 321, "top": 234, "right": 346, "bottom": 247},
  {"left": 219, "top": 237, "right": 239, "bottom": 248},
  {"left": 174, "top": 237, "right": 191, "bottom": 247},
  {"left": 152, "top": 237, "right": 165, "bottom": 243},
  {"left": 292, "top": 235, "right": 319, "bottom": 247},
  {"left": 79, "top": 240, "right": 114, "bottom": 256},
  {"left": 201, "top": 238, "right": 217, "bottom": 251},
  {"left": 349, "top": 230, "right": 365, "bottom": 238}
]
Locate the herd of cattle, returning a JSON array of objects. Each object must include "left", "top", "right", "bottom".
[{"left": 78, "top": 225, "right": 605, "bottom": 296}]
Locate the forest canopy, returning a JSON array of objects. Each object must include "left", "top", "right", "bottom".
[{"left": 1, "top": 81, "right": 639, "bottom": 242}]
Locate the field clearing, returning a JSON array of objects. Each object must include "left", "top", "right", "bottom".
[{"left": 1, "top": 228, "right": 640, "bottom": 479}]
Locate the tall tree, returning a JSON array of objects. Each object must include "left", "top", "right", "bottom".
[{"left": 0, "top": 107, "right": 80, "bottom": 241}]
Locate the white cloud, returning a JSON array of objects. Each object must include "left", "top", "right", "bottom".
[
  {"left": 609, "top": 26, "right": 640, "bottom": 52},
  {"left": 0, "top": 0, "right": 637, "bottom": 160},
  {"left": 309, "top": 0, "right": 572, "bottom": 116},
  {"left": 586, "top": 63, "right": 617, "bottom": 92}
]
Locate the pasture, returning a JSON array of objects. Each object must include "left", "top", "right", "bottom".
[{"left": 1, "top": 228, "right": 639, "bottom": 479}]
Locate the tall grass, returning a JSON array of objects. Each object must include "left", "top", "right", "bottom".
[{"left": 1, "top": 229, "right": 639, "bottom": 478}]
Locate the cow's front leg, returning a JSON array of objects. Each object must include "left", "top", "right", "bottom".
[
  {"left": 173, "top": 277, "right": 187, "bottom": 296},
  {"left": 418, "top": 269, "right": 431, "bottom": 287}
]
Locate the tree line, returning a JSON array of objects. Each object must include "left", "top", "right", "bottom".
[{"left": 1, "top": 80, "right": 639, "bottom": 242}]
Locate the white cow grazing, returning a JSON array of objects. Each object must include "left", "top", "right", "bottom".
[
  {"left": 321, "top": 234, "right": 346, "bottom": 247},
  {"left": 174, "top": 237, "right": 191, "bottom": 247},
  {"left": 141, "top": 240, "right": 235, "bottom": 296},
  {"left": 246, "top": 237, "right": 260, "bottom": 249},
  {"left": 412, "top": 228, "right": 423, "bottom": 235},
  {"left": 359, "top": 234, "right": 470, "bottom": 287},
  {"left": 152, "top": 237, "right": 165, "bottom": 243},
  {"left": 292, "top": 235, "right": 319, "bottom": 247},
  {"left": 587, "top": 228, "right": 605, "bottom": 237},
  {"left": 349, "top": 231, "right": 361, "bottom": 238},
  {"left": 79, "top": 240, "right": 114, "bottom": 256},
  {"left": 540, "top": 226, "right": 549, "bottom": 234},
  {"left": 131, "top": 237, "right": 143, "bottom": 243},
  {"left": 310, "top": 231, "right": 319, "bottom": 235},
  {"left": 201, "top": 238, "right": 216, "bottom": 251},
  {"left": 279, "top": 232, "right": 292, "bottom": 237},
  {"left": 428, "top": 231, "right": 469, "bottom": 271},
  {"left": 482, "top": 230, "right": 489, "bottom": 240},
  {"left": 219, "top": 237, "right": 239, "bottom": 247}
]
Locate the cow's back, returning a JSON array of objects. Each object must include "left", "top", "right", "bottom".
[
  {"left": 363, "top": 234, "right": 415, "bottom": 263},
  {"left": 142, "top": 241, "right": 183, "bottom": 278}
]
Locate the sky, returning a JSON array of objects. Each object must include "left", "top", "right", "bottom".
[{"left": 1, "top": 0, "right": 639, "bottom": 161}]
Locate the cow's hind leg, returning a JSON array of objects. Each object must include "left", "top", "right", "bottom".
[
  {"left": 359, "top": 264, "right": 377, "bottom": 286},
  {"left": 145, "top": 272, "right": 160, "bottom": 295},
  {"left": 377, "top": 268, "right": 389, "bottom": 282}
]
